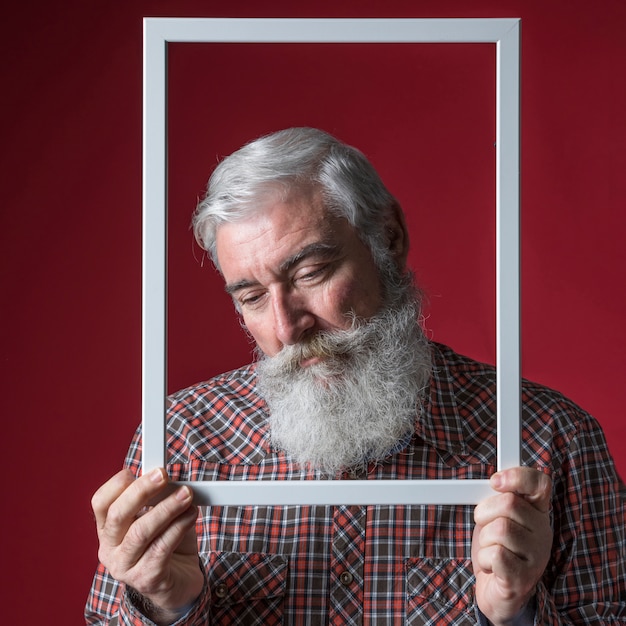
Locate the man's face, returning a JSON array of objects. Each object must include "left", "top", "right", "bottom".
[{"left": 215, "top": 191, "right": 386, "bottom": 358}]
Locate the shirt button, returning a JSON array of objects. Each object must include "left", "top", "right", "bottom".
[
  {"left": 339, "top": 571, "right": 354, "bottom": 586},
  {"left": 214, "top": 582, "right": 228, "bottom": 599}
]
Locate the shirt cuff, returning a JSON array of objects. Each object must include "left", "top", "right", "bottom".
[{"left": 120, "top": 576, "right": 210, "bottom": 625}]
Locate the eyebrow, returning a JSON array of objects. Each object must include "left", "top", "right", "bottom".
[
  {"left": 224, "top": 241, "right": 340, "bottom": 296},
  {"left": 278, "top": 241, "right": 339, "bottom": 273}
]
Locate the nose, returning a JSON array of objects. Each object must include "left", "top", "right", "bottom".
[{"left": 272, "top": 290, "right": 315, "bottom": 346}]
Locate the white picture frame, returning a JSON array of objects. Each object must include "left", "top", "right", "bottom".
[{"left": 142, "top": 17, "right": 521, "bottom": 505}]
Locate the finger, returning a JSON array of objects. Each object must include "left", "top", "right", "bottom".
[
  {"left": 474, "top": 541, "right": 526, "bottom": 583},
  {"left": 477, "top": 514, "right": 534, "bottom": 560},
  {"left": 92, "top": 468, "right": 136, "bottom": 529},
  {"left": 138, "top": 502, "right": 199, "bottom": 567},
  {"left": 176, "top": 503, "right": 201, "bottom": 555},
  {"left": 113, "top": 486, "right": 196, "bottom": 573},
  {"left": 100, "top": 468, "right": 171, "bottom": 546},
  {"left": 490, "top": 467, "right": 552, "bottom": 513},
  {"left": 474, "top": 490, "right": 546, "bottom": 531},
  {"left": 119, "top": 505, "right": 201, "bottom": 604},
  {"left": 123, "top": 486, "right": 195, "bottom": 555}
]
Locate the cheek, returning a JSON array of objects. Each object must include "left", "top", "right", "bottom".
[
  {"left": 243, "top": 317, "right": 285, "bottom": 357},
  {"left": 325, "top": 275, "right": 382, "bottom": 323}
]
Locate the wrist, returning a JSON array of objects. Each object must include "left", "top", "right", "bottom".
[
  {"left": 478, "top": 594, "right": 536, "bottom": 626},
  {"left": 126, "top": 586, "right": 198, "bottom": 625}
]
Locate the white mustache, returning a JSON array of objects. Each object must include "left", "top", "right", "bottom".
[{"left": 262, "top": 320, "right": 376, "bottom": 374}]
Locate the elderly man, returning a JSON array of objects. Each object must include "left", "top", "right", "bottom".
[{"left": 87, "top": 128, "right": 625, "bottom": 625}]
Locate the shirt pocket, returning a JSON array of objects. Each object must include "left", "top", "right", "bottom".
[
  {"left": 405, "top": 557, "right": 476, "bottom": 625},
  {"left": 206, "top": 551, "right": 288, "bottom": 625}
]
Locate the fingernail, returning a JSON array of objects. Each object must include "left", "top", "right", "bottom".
[
  {"left": 490, "top": 472, "right": 502, "bottom": 488},
  {"left": 149, "top": 468, "right": 164, "bottom": 484},
  {"left": 176, "top": 486, "right": 192, "bottom": 502}
]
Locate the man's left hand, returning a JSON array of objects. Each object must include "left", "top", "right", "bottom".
[{"left": 472, "top": 467, "right": 552, "bottom": 625}]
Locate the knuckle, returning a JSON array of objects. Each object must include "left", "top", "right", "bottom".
[
  {"left": 149, "top": 535, "right": 173, "bottom": 560},
  {"left": 540, "top": 472, "right": 553, "bottom": 494},
  {"left": 105, "top": 502, "right": 127, "bottom": 529},
  {"left": 473, "top": 503, "right": 483, "bottom": 523},
  {"left": 125, "top": 518, "right": 151, "bottom": 547},
  {"left": 493, "top": 515, "right": 513, "bottom": 537},
  {"left": 90, "top": 492, "right": 100, "bottom": 512},
  {"left": 501, "top": 491, "right": 518, "bottom": 510},
  {"left": 91, "top": 489, "right": 108, "bottom": 516}
]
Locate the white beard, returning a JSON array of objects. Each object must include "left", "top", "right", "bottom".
[{"left": 255, "top": 300, "right": 431, "bottom": 476}]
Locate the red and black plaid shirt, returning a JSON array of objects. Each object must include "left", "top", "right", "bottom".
[{"left": 86, "top": 343, "right": 626, "bottom": 625}]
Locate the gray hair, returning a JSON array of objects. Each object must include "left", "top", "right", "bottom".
[{"left": 192, "top": 127, "right": 398, "bottom": 270}]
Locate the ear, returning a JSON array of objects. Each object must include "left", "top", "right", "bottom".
[{"left": 384, "top": 200, "right": 410, "bottom": 270}]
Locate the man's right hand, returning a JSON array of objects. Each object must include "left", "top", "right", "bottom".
[{"left": 91, "top": 468, "right": 204, "bottom": 625}]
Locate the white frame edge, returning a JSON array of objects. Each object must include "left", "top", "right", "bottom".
[{"left": 142, "top": 17, "right": 521, "bottom": 506}]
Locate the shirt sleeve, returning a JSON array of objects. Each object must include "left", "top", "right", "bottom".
[
  {"left": 533, "top": 406, "right": 626, "bottom": 624},
  {"left": 85, "top": 565, "right": 211, "bottom": 625},
  {"left": 118, "top": 582, "right": 210, "bottom": 626}
]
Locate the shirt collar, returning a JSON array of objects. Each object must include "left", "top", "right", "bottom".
[{"left": 414, "top": 342, "right": 471, "bottom": 457}]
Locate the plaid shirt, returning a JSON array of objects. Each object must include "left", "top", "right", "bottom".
[{"left": 86, "top": 343, "right": 626, "bottom": 625}]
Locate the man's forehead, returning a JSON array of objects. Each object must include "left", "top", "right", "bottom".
[
  {"left": 215, "top": 192, "right": 341, "bottom": 252},
  {"left": 214, "top": 194, "right": 352, "bottom": 280}
]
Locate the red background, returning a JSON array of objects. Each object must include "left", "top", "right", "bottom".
[{"left": 1, "top": 1, "right": 624, "bottom": 622}]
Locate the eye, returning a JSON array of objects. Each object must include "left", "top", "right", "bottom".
[
  {"left": 238, "top": 290, "right": 267, "bottom": 310},
  {"left": 294, "top": 264, "right": 330, "bottom": 283}
]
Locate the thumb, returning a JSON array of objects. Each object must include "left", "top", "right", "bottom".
[{"left": 490, "top": 467, "right": 552, "bottom": 513}]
